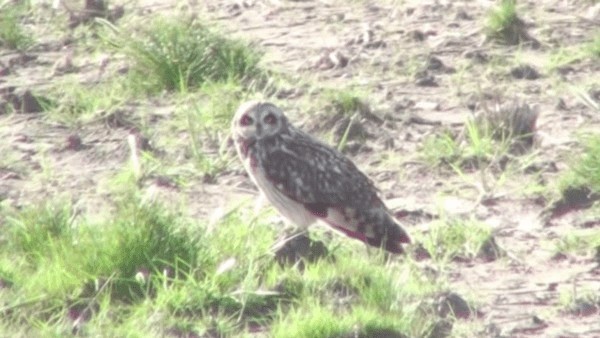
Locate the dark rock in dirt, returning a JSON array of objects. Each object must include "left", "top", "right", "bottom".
[
  {"left": 415, "top": 73, "right": 438, "bottom": 87},
  {"left": 348, "top": 328, "right": 408, "bottom": 338},
  {"left": 556, "top": 98, "right": 568, "bottom": 110},
  {"left": 101, "top": 109, "right": 136, "bottom": 129},
  {"left": 427, "top": 319, "right": 453, "bottom": 338},
  {"left": 164, "top": 327, "right": 201, "bottom": 338},
  {"left": 477, "top": 236, "right": 503, "bottom": 262},
  {"left": 473, "top": 100, "right": 539, "bottom": 153},
  {"left": 550, "top": 252, "right": 568, "bottom": 261},
  {"left": 274, "top": 233, "right": 329, "bottom": 268},
  {"left": 426, "top": 56, "right": 455, "bottom": 74},
  {"left": 0, "top": 67, "right": 9, "bottom": 76},
  {"left": 65, "top": 134, "right": 83, "bottom": 151},
  {"left": 8, "top": 53, "right": 37, "bottom": 67},
  {"left": 436, "top": 292, "right": 476, "bottom": 319},
  {"left": 411, "top": 243, "right": 432, "bottom": 261},
  {"left": 19, "top": 90, "right": 44, "bottom": 113},
  {"left": 0, "top": 278, "right": 13, "bottom": 289},
  {"left": 463, "top": 49, "right": 488, "bottom": 64},
  {"left": 546, "top": 186, "right": 600, "bottom": 220},
  {"left": 510, "top": 64, "right": 541, "bottom": 80},
  {"left": 568, "top": 300, "right": 599, "bottom": 317},
  {"left": 507, "top": 315, "right": 548, "bottom": 335},
  {"left": 407, "top": 29, "right": 427, "bottom": 42},
  {"left": 2, "top": 89, "right": 49, "bottom": 114},
  {"left": 315, "top": 50, "right": 349, "bottom": 70},
  {"left": 556, "top": 65, "right": 575, "bottom": 76},
  {"left": 130, "top": 131, "right": 153, "bottom": 152},
  {"left": 455, "top": 9, "right": 472, "bottom": 20},
  {"left": 394, "top": 208, "right": 437, "bottom": 225},
  {"left": 333, "top": 116, "right": 369, "bottom": 140},
  {"left": 342, "top": 140, "right": 370, "bottom": 155},
  {"left": 68, "top": 0, "right": 125, "bottom": 28}
]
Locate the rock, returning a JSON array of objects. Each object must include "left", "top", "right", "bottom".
[
  {"left": 436, "top": 292, "right": 476, "bottom": 319},
  {"left": 273, "top": 233, "right": 329, "bottom": 268},
  {"left": 510, "top": 64, "right": 540, "bottom": 80}
]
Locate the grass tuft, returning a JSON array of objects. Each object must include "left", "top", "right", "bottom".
[
  {"left": 101, "top": 17, "right": 263, "bottom": 93},
  {"left": 324, "top": 88, "right": 369, "bottom": 116},
  {"left": 584, "top": 32, "right": 600, "bottom": 59},
  {"left": 560, "top": 134, "right": 600, "bottom": 194},
  {"left": 484, "top": 0, "right": 530, "bottom": 45},
  {"left": 0, "top": 3, "right": 34, "bottom": 50},
  {"left": 422, "top": 218, "right": 494, "bottom": 262}
]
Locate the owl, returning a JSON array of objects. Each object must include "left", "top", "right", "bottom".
[{"left": 231, "top": 100, "right": 411, "bottom": 254}]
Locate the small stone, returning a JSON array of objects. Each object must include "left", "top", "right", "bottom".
[
  {"left": 274, "top": 233, "right": 329, "bottom": 269},
  {"left": 455, "top": 9, "right": 472, "bottom": 20},
  {"left": 408, "top": 30, "right": 426, "bottom": 42},
  {"left": 415, "top": 74, "right": 438, "bottom": 87},
  {"left": 20, "top": 90, "right": 44, "bottom": 113},
  {"left": 477, "top": 236, "right": 503, "bottom": 261},
  {"left": 436, "top": 292, "right": 475, "bottom": 319},
  {"left": 510, "top": 64, "right": 540, "bottom": 80},
  {"left": 463, "top": 50, "right": 488, "bottom": 63},
  {"left": 65, "top": 134, "right": 83, "bottom": 151}
]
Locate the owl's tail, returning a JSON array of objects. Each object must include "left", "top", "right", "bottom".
[{"left": 327, "top": 211, "right": 411, "bottom": 254}]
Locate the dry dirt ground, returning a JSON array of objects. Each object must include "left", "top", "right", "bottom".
[{"left": 1, "top": 0, "right": 600, "bottom": 337}]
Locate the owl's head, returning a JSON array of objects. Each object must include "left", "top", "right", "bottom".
[{"left": 231, "top": 101, "right": 289, "bottom": 141}]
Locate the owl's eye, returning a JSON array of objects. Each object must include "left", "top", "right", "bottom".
[
  {"left": 263, "top": 113, "right": 277, "bottom": 125},
  {"left": 240, "top": 115, "right": 254, "bottom": 126}
]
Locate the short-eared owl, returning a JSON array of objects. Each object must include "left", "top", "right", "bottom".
[{"left": 231, "top": 101, "right": 410, "bottom": 253}]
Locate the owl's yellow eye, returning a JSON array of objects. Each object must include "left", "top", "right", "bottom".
[
  {"left": 263, "top": 113, "right": 276, "bottom": 125},
  {"left": 240, "top": 115, "right": 254, "bottom": 126}
]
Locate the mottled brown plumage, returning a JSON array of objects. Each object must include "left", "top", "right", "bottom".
[{"left": 231, "top": 101, "right": 410, "bottom": 253}]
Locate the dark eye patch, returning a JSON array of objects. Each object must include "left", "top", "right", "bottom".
[
  {"left": 240, "top": 114, "right": 254, "bottom": 126},
  {"left": 263, "top": 113, "right": 277, "bottom": 125}
]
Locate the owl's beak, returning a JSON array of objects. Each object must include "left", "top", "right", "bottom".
[{"left": 255, "top": 123, "right": 263, "bottom": 137}]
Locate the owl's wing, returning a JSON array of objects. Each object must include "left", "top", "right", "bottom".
[
  {"left": 263, "top": 133, "right": 376, "bottom": 208},
  {"left": 262, "top": 133, "right": 410, "bottom": 253}
]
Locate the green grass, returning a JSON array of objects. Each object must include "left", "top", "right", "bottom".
[
  {"left": 584, "top": 32, "right": 600, "bottom": 58},
  {"left": 421, "top": 118, "right": 512, "bottom": 172},
  {"left": 553, "top": 230, "right": 600, "bottom": 256},
  {"left": 421, "top": 101, "right": 538, "bottom": 178},
  {"left": 421, "top": 217, "right": 494, "bottom": 262},
  {"left": 484, "top": 0, "right": 526, "bottom": 45},
  {"left": 0, "top": 3, "right": 34, "bottom": 50},
  {"left": 45, "top": 78, "right": 132, "bottom": 125},
  {"left": 421, "top": 130, "right": 462, "bottom": 167},
  {"left": 560, "top": 134, "right": 600, "bottom": 194},
  {"left": 100, "top": 17, "right": 263, "bottom": 93},
  {"left": 324, "top": 88, "right": 368, "bottom": 116},
  {"left": 0, "top": 163, "right": 453, "bottom": 337}
]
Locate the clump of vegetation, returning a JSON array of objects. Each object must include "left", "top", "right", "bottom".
[
  {"left": 584, "top": 32, "right": 600, "bottom": 59},
  {"left": 182, "top": 80, "right": 248, "bottom": 177},
  {"left": 421, "top": 100, "right": 538, "bottom": 171},
  {"left": 484, "top": 0, "right": 532, "bottom": 45},
  {"left": 421, "top": 130, "right": 462, "bottom": 167},
  {"left": 422, "top": 218, "right": 494, "bottom": 262},
  {"left": 560, "top": 134, "right": 600, "bottom": 194},
  {"left": 101, "top": 17, "right": 263, "bottom": 93},
  {"left": 474, "top": 101, "right": 539, "bottom": 152},
  {"left": 324, "top": 88, "right": 369, "bottom": 116},
  {"left": 0, "top": 170, "right": 450, "bottom": 337},
  {"left": 553, "top": 231, "right": 600, "bottom": 256},
  {"left": 0, "top": 3, "right": 34, "bottom": 50}
]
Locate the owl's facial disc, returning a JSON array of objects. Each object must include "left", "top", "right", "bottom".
[{"left": 233, "top": 101, "right": 285, "bottom": 141}]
